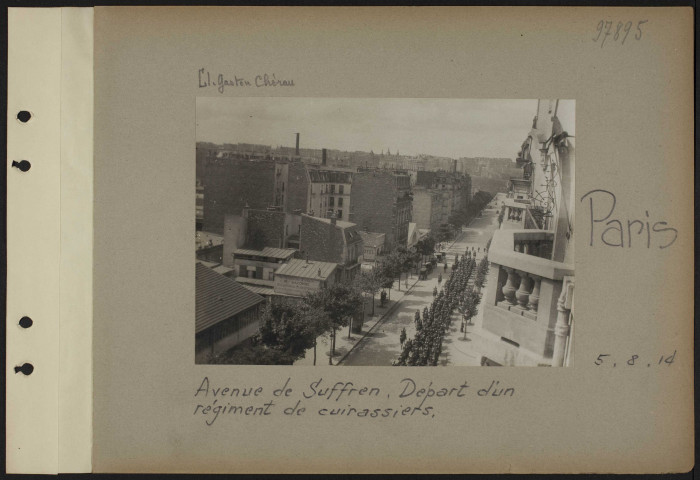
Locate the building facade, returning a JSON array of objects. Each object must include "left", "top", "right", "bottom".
[
  {"left": 201, "top": 155, "right": 308, "bottom": 234},
  {"left": 415, "top": 170, "right": 472, "bottom": 226},
  {"left": 412, "top": 186, "right": 442, "bottom": 232},
  {"left": 358, "top": 231, "right": 385, "bottom": 264},
  {"left": 231, "top": 246, "right": 297, "bottom": 288},
  {"left": 222, "top": 209, "right": 302, "bottom": 270},
  {"left": 273, "top": 259, "right": 338, "bottom": 297},
  {"left": 481, "top": 99, "right": 575, "bottom": 367},
  {"left": 306, "top": 168, "right": 353, "bottom": 222},
  {"left": 349, "top": 171, "right": 412, "bottom": 251},
  {"left": 299, "top": 214, "right": 363, "bottom": 282},
  {"left": 195, "top": 263, "right": 265, "bottom": 363}
]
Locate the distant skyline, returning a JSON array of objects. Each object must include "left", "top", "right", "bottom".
[{"left": 196, "top": 98, "right": 575, "bottom": 160}]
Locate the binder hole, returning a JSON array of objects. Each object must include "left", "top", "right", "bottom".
[
  {"left": 11, "top": 160, "right": 31, "bottom": 172},
  {"left": 17, "top": 111, "right": 32, "bottom": 123},
  {"left": 14, "top": 363, "right": 34, "bottom": 375},
  {"left": 19, "top": 316, "right": 33, "bottom": 329}
]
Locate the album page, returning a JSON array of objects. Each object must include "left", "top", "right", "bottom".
[{"left": 88, "top": 6, "right": 693, "bottom": 474}]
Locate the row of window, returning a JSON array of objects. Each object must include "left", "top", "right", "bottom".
[
  {"left": 328, "top": 196, "right": 344, "bottom": 208},
  {"left": 238, "top": 265, "right": 275, "bottom": 281},
  {"left": 313, "top": 183, "right": 347, "bottom": 195}
]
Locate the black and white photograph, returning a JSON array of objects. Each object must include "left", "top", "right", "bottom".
[{"left": 195, "top": 98, "right": 575, "bottom": 367}]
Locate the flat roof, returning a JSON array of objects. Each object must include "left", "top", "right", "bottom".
[
  {"left": 304, "top": 215, "right": 356, "bottom": 230},
  {"left": 195, "top": 263, "right": 264, "bottom": 334},
  {"left": 275, "top": 258, "right": 337, "bottom": 280},
  {"left": 233, "top": 247, "right": 297, "bottom": 259}
]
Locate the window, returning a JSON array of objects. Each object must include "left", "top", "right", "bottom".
[
  {"left": 329, "top": 197, "right": 335, "bottom": 207},
  {"left": 330, "top": 184, "right": 336, "bottom": 194},
  {"left": 268, "top": 271, "right": 275, "bottom": 281},
  {"left": 339, "top": 185, "right": 344, "bottom": 194},
  {"left": 338, "top": 197, "right": 343, "bottom": 207},
  {"left": 337, "top": 209, "right": 343, "bottom": 218}
]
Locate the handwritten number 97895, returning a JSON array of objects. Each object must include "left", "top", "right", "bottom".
[{"left": 593, "top": 20, "right": 647, "bottom": 47}]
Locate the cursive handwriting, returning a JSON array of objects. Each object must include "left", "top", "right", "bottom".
[
  {"left": 198, "top": 68, "right": 295, "bottom": 93},
  {"left": 580, "top": 189, "right": 678, "bottom": 249}
]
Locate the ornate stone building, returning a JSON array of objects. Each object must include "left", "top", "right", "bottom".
[{"left": 482, "top": 99, "right": 575, "bottom": 367}]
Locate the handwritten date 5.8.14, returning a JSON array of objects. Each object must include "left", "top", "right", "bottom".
[
  {"left": 593, "top": 20, "right": 648, "bottom": 47},
  {"left": 594, "top": 350, "right": 676, "bottom": 367}
]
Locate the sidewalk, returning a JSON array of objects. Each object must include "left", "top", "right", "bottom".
[
  {"left": 293, "top": 273, "right": 422, "bottom": 366},
  {"left": 336, "top": 232, "right": 467, "bottom": 366}
]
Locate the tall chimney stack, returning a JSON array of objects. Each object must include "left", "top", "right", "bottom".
[
  {"left": 322, "top": 148, "right": 327, "bottom": 166},
  {"left": 295, "top": 133, "right": 300, "bottom": 156}
]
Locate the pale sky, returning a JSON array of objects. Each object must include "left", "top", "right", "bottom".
[{"left": 196, "top": 98, "right": 575, "bottom": 159}]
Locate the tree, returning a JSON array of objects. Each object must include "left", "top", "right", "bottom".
[
  {"left": 304, "top": 282, "right": 363, "bottom": 363},
  {"left": 256, "top": 302, "right": 324, "bottom": 365},
  {"left": 383, "top": 250, "right": 405, "bottom": 291},
  {"left": 354, "top": 269, "right": 383, "bottom": 316},
  {"left": 377, "top": 253, "right": 400, "bottom": 299},
  {"left": 416, "top": 235, "right": 436, "bottom": 259}
]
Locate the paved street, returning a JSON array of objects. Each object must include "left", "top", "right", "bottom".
[{"left": 340, "top": 195, "right": 504, "bottom": 366}]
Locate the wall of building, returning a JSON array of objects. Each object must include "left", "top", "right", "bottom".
[
  {"left": 223, "top": 214, "right": 247, "bottom": 268},
  {"left": 202, "top": 157, "right": 276, "bottom": 234},
  {"left": 412, "top": 188, "right": 440, "bottom": 231},
  {"left": 274, "top": 274, "right": 330, "bottom": 297},
  {"left": 299, "top": 215, "right": 346, "bottom": 264},
  {"left": 246, "top": 210, "right": 286, "bottom": 249},
  {"left": 350, "top": 171, "right": 411, "bottom": 251},
  {"left": 286, "top": 161, "right": 310, "bottom": 214},
  {"left": 195, "top": 304, "right": 262, "bottom": 363}
]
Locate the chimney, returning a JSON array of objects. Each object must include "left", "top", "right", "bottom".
[
  {"left": 295, "top": 133, "right": 300, "bottom": 156},
  {"left": 322, "top": 148, "right": 327, "bottom": 166}
]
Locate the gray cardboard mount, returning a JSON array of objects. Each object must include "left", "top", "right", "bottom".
[{"left": 92, "top": 7, "right": 694, "bottom": 473}]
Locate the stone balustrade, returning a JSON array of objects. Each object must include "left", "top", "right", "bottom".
[{"left": 482, "top": 229, "right": 574, "bottom": 365}]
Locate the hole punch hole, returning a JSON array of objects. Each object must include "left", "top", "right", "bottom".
[
  {"left": 19, "top": 316, "right": 33, "bottom": 329},
  {"left": 17, "top": 111, "right": 32, "bottom": 123},
  {"left": 14, "top": 363, "right": 34, "bottom": 375},
  {"left": 11, "top": 160, "right": 31, "bottom": 172}
]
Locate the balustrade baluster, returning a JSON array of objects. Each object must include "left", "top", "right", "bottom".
[
  {"left": 515, "top": 271, "right": 531, "bottom": 309},
  {"left": 502, "top": 268, "right": 519, "bottom": 305},
  {"left": 528, "top": 275, "right": 541, "bottom": 312}
]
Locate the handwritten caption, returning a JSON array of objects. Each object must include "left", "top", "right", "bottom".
[
  {"left": 193, "top": 376, "right": 515, "bottom": 426},
  {"left": 580, "top": 189, "right": 678, "bottom": 249},
  {"left": 198, "top": 68, "right": 294, "bottom": 93},
  {"left": 593, "top": 20, "right": 648, "bottom": 48},
  {"left": 594, "top": 350, "right": 676, "bottom": 367}
]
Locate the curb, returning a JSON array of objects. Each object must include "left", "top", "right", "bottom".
[{"left": 335, "top": 276, "right": 421, "bottom": 365}]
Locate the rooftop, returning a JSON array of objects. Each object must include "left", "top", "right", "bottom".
[
  {"left": 308, "top": 169, "right": 353, "bottom": 183},
  {"left": 195, "top": 263, "right": 264, "bottom": 334},
  {"left": 359, "top": 231, "right": 386, "bottom": 247},
  {"left": 195, "top": 231, "right": 224, "bottom": 249},
  {"left": 233, "top": 247, "right": 297, "bottom": 260},
  {"left": 275, "top": 258, "right": 338, "bottom": 280},
  {"left": 304, "top": 214, "right": 356, "bottom": 230}
]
